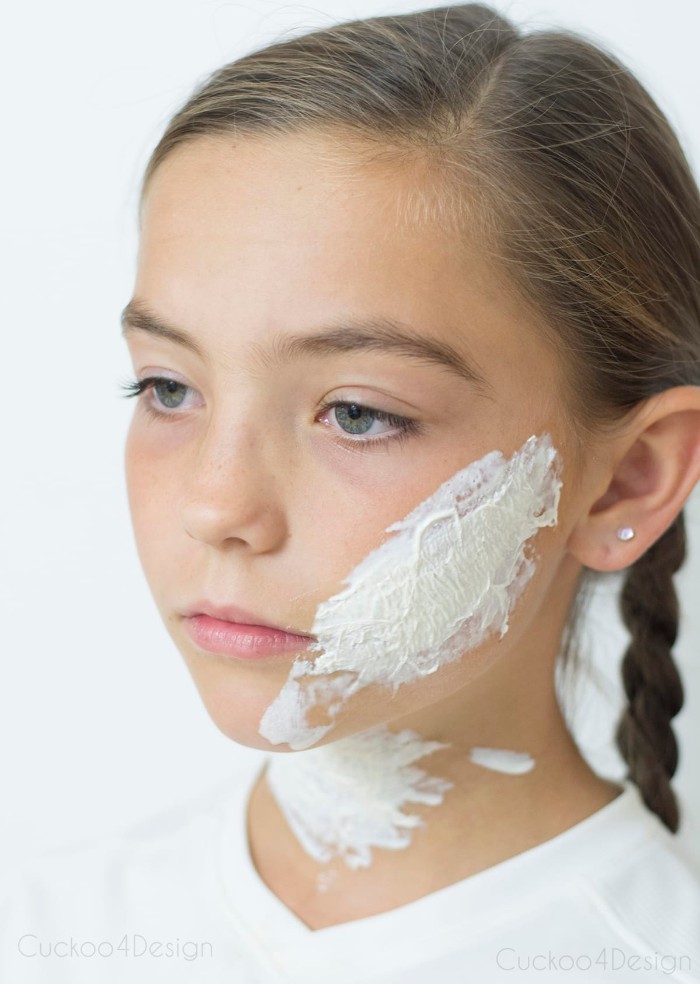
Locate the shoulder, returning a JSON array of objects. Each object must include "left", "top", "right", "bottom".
[
  {"left": 457, "top": 782, "right": 700, "bottom": 983},
  {"left": 0, "top": 762, "right": 262, "bottom": 982},
  {"left": 581, "top": 812, "right": 700, "bottom": 977},
  {"left": 2, "top": 773, "right": 230, "bottom": 901},
  {"left": 4, "top": 758, "right": 262, "bottom": 893}
]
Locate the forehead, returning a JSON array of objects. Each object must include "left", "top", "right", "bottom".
[
  {"left": 136, "top": 131, "right": 564, "bottom": 413},
  {"left": 140, "top": 131, "right": 470, "bottom": 280}
]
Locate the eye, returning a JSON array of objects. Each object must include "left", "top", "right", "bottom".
[
  {"left": 118, "top": 375, "right": 198, "bottom": 417},
  {"left": 152, "top": 378, "right": 187, "bottom": 409},
  {"left": 317, "top": 399, "right": 421, "bottom": 448},
  {"left": 334, "top": 402, "right": 382, "bottom": 435}
]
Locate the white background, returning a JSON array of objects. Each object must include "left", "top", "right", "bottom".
[{"left": 2, "top": 0, "right": 699, "bottom": 882}]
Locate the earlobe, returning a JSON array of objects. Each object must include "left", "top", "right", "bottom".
[{"left": 567, "top": 386, "right": 700, "bottom": 573}]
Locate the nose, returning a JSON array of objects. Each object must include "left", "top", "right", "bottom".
[{"left": 179, "top": 419, "right": 289, "bottom": 554}]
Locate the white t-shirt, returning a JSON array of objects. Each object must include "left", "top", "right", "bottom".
[{"left": 1, "top": 757, "right": 699, "bottom": 984}]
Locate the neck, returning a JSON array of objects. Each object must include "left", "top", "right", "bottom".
[
  {"left": 264, "top": 724, "right": 454, "bottom": 871},
  {"left": 247, "top": 556, "right": 623, "bottom": 930},
  {"left": 247, "top": 691, "right": 621, "bottom": 930}
]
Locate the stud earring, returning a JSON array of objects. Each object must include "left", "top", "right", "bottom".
[{"left": 616, "top": 527, "right": 635, "bottom": 542}]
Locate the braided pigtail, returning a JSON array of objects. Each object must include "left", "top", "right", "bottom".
[{"left": 615, "top": 512, "right": 687, "bottom": 832}]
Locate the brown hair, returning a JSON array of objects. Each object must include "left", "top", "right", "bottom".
[{"left": 141, "top": 4, "right": 700, "bottom": 831}]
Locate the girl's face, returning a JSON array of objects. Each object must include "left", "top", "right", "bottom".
[{"left": 124, "top": 131, "right": 588, "bottom": 751}]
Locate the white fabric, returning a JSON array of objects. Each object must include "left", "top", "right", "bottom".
[{"left": 1, "top": 757, "right": 699, "bottom": 983}]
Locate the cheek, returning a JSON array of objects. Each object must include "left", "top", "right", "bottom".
[
  {"left": 286, "top": 525, "right": 563, "bottom": 753},
  {"left": 124, "top": 425, "right": 175, "bottom": 569},
  {"left": 259, "top": 432, "right": 564, "bottom": 750},
  {"left": 285, "top": 473, "right": 426, "bottom": 608}
]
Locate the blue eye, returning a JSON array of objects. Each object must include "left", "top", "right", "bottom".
[
  {"left": 152, "top": 378, "right": 187, "bottom": 408},
  {"left": 118, "top": 375, "right": 194, "bottom": 417},
  {"left": 318, "top": 400, "right": 421, "bottom": 448},
  {"left": 119, "top": 378, "right": 423, "bottom": 450},
  {"left": 335, "top": 403, "right": 380, "bottom": 435}
]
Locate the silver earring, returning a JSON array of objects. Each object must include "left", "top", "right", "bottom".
[{"left": 616, "top": 527, "right": 635, "bottom": 542}]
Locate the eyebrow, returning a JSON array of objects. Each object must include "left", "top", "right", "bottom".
[{"left": 120, "top": 299, "right": 490, "bottom": 390}]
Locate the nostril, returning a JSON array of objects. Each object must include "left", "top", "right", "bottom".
[{"left": 179, "top": 493, "right": 289, "bottom": 554}]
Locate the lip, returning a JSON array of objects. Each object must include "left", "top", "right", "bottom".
[{"left": 181, "top": 602, "right": 315, "bottom": 661}]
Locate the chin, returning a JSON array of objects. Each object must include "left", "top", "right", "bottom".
[
  {"left": 192, "top": 677, "right": 362, "bottom": 753},
  {"left": 184, "top": 666, "right": 297, "bottom": 752},
  {"left": 211, "top": 717, "right": 298, "bottom": 753}
]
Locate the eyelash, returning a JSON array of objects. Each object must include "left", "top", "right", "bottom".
[
  {"left": 317, "top": 398, "right": 421, "bottom": 449},
  {"left": 119, "top": 376, "right": 195, "bottom": 418},
  {"left": 118, "top": 375, "right": 422, "bottom": 450}
]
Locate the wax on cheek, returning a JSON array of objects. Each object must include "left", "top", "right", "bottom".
[
  {"left": 260, "top": 433, "right": 561, "bottom": 870},
  {"left": 259, "top": 432, "right": 564, "bottom": 752}
]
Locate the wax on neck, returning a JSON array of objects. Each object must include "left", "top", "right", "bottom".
[{"left": 265, "top": 724, "right": 453, "bottom": 870}]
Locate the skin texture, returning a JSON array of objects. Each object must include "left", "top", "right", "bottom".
[{"left": 124, "top": 130, "right": 700, "bottom": 929}]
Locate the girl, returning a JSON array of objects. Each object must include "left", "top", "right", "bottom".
[{"left": 2, "top": 3, "right": 700, "bottom": 981}]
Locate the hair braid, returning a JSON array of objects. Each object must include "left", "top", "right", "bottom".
[{"left": 615, "top": 512, "right": 687, "bottom": 832}]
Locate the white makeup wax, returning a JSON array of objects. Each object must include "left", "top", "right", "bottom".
[
  {"left": 468, "top": 747, "right": 536, "bottom": 775},
  {"left": 264, "top": 725, "right": 453, "bottom": 870},
  {"left": 259, "top": 432, "right": 563, "bottom": 751}
]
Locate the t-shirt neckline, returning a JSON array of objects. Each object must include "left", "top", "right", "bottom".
[{"left": 215, "top": 759, "right": 661, "bottom": 976}]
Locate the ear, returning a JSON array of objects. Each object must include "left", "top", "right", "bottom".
[{"left": 567, "top": 385, "right": 700, "bottom": 572}]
